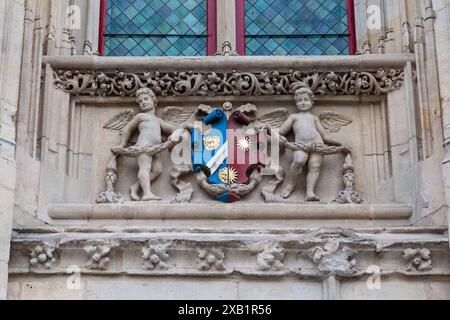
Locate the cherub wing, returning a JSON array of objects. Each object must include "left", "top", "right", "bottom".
[
  {"left": 257, "top": 108, "right": 289, "bottom": 129},
  {"left": 319, "top": 112, "right": 352, "bottom": 134},
  {"left": 103, "top": 109, "right": 135, "bottom": 131},
  {"left": 161, "top": 106, "right": 195, "bottom": 126}
]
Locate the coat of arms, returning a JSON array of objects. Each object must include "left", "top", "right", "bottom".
[{"left": 191, "top": 105, "right": 266, "bottom": 203}]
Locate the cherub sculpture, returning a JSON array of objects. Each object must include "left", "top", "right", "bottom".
[
  {"left": 257, "top": 87, "right": 352, "bottom": 202},
  {"left": 103, "top": 88, "right": 191, "bottom": 201}
]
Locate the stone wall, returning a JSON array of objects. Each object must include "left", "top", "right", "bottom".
[
  {"left": 2, "top": 0, "right": 450, "bottom": 300},
  {"left": 0, "top": 0, "right": 24, "bottom": 300}
]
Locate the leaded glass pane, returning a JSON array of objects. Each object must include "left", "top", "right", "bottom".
[
  {"left": 246, "top": 0, "right": 349, "bottom": 55},
  {"left": 105, "top": 0, "right": 207, "bottom": 56}
]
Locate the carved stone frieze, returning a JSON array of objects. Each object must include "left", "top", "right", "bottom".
[
  {"left": 10, "top": 227, "right": 449, "bottom": 278},
  {"left": 53, "top": 69, "right": 404, "bottom": 97}
]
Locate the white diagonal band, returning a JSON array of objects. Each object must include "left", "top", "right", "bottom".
[{"left": 206, "top": 142, "right": 228, "bottom": 175}]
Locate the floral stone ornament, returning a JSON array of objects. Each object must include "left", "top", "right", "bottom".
[
  {"left": 142, "top": 241, "right": 171, "bottom": 270},
  {"left": 403, "top": 248, "right": 432, "bottom": 272},
  {"left": 256, "top": 243, "right": 285, "bottom": 271},
  {"left": 84, "top": 245, "right": 112, "bottom": 270},
  {"left": 197, "top": 247, "right": 226, "bottom": 271},
  {"left": 29, "top": 244, "right": 57, "bottom": 269},
  {"left": 306, "top": 238, "right": 358, "bottom": 277}
]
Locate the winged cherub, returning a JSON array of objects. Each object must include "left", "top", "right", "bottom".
[
  {"left": 104, "top": 88, "right": 187, "bottom": 201},
  {"left": 257, "top": 88, "right": 352, "bottom": 202}
]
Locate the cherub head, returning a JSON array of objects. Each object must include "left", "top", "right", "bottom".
[
  {"left": 294, "top": 87, "right": 315, "bottom": 112},
  {"left": 136, "top": 88, "right": 157, "bottom": 112}
]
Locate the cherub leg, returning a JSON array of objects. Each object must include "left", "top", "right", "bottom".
[
  {"left": 281, "top": 150, "right": 309, "bottom": 199},
  {"left": 150, "top": 154, "right": 163, "bottom": 182},
  {"left": 306, "top": 153, "right": 323, "bottom": 202},
  {"left": 131, "top": 155, "right": 162, "bottom": 201},
  {"left": 130, "top": 182, "right": 141, "bottom": 201},
  {"left": 137, "top": 154, "right": 162, "bottom": 201}
]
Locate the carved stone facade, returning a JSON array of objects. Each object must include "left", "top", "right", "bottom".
[{"left": 1, "top": 0, "right": 450, "bottom": 300}]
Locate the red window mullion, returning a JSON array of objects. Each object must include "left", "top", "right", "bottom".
[
  {"left": 206, "top": 0, "right": 217, "bottom": 55},
  {"left": 235, "top": 0, "right": 246, "bottom": 56},
  {"left": 98, "top": 0, "right": 107, "bottom": 56},
  {"left": 347, "top": 0, "right": 357, "bottom": 55}
]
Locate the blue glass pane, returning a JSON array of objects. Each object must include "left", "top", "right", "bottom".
[
  {"left": 105, "top": 0, "right": 207, "bottom": 56},
  {"left": 246, "top": 36, "right": 349, "bottom": 56},
  {"left": 105, "top": 35, "right": 207, "bottom": 56},
  {"left": 246, "top": 0, "right": 349, "bottom": 55}
]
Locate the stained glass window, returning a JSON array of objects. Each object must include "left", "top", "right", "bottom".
[
  {"left": 245, "top": 0, "right": 352, "bottom": 56},
  {"left": 103, "top": 0, "right": 208, "bottom": 56}
]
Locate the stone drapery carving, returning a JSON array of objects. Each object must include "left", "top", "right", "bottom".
[
  {"left": 403, "top": 248, "right": 432, "bottom": 272},
  {"left": 142, "top": 241, "right": 171, "bottom": 270},
  {"left": 196, "top": 247, "right": 226, "bottom": 271},
  {"left": 306, "top": 238, "right": 358, "bottom": 277},
  {"left": 29, "top": 243, "right": 57, "bottom": 269},
  {"left": 53, "top": 69, "right": 404, "bottom": 97},
  {"left": 256, "top": 243, "right": 286, "bottom": 272},
  {"left": 84, "top": 244, "right": 111, "bottom": 270}
]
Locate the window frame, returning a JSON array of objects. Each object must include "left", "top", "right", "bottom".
[
  {"left": 236, "top": 0, "right": 357, "bottom": 56},
  {"left": 98, "top": 0, "right": 217, "bottom": 56}
]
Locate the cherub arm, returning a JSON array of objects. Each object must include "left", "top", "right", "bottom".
[
  {"left": 160, "top": 119, "right": 186, "bottom": 144},
  {"left": 160, "top": 119, "right": 178, "bottom": 136},
  {"left": 314, "top": 117, "right": 342, "bottom": 146},
  {"left": 278, "top": 115, "right": 295, "bottom": 136},
  {"left": 118, "top": 115, "right": 141, "bottom": 147}
]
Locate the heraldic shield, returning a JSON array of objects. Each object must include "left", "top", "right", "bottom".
[{"left": 192, "top": 108, "right": 266, "bottom": 203}]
